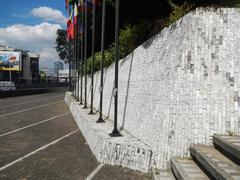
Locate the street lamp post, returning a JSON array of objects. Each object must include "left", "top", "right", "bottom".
[
  {"left": 96, "top": 0, "right": 106, "bottom": 123},
  {"left": 83, "top": 0, "right": 88, "bottom": 109},
  {"left": 89, "top": 0, "right": 96, "bottom": 115},
  {"left": 109, "top": 0, "right": 121, "bottom": 137}
]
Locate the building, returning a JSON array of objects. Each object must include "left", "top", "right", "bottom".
[
  {"left": 53, "top": 61, "right": 64, "bottom": 76},
  {"left": 0, "top": 45, "right": 40, "bottom": 83}
]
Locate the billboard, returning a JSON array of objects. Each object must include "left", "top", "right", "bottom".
[
  {"left": 59, "top": 70, "right": 69, "bottom": 78},
  {"left": 0, "top": 51, "right": 21, "bottom": 71}
]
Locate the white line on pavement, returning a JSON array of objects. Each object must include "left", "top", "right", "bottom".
[
  {"left": 0, "top": 129, "right": 79, "bottom": 172},
  {"left": 85, "top": 164, "right": 105, "bottom": 180},
  {"left": 0, "top": 112, "right": 70, "bottom": 138},
  {"left": 0, "top": 100, "right": 63, "bottom": 119},
  {"left": 0, "top": 93, "right": 52, "bottom": 103},
  {"left": 0, "top": 95, "right": 64, "bottom": 108}
]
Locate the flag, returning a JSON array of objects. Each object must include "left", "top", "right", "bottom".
[
  {"left": 91, "top": 0, "right": 100, "bottom": 6},
  {"left": 78, "top": 0, "right": 93, "bottom": 13},
  {"left": 67, "top": 10, "right": 73, "bottom": 27},
  {"left": 67, "top": 22, "right": 74, "bottom": 40},
  {"left": 68, "top": 0, "right": 73, "bottom": 4},
  {"left": 80, "top": 25, "right": 84, "bottom": 36},
  {"left": 67, "top": 10, "right": 74, "bottom": 40},
  {"left": 73, "top": 3, "right": 78, "bottom": 25}
]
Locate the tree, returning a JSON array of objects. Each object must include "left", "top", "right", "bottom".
[
  {"left": 39, "top": 70, "right": 47, "bottom": 82},
  {"left": 56, "top": 29, "right": 70, "bottom": 63}
]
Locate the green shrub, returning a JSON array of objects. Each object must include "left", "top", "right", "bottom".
[
  {"left": 119, "top": 24, "right": 137, "bottom": 57},
  {"left": 84, "top": 21, "right": 153, "bottom": 74},
  {"left": 166, "top": 1, "right": 193, "bottom": 27},
  {"left": 84, "top": 46, "right": 115, "bottom": 74}
]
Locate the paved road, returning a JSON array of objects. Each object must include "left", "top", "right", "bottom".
[{"left": 0, "top": 91, "right": 151, "bottom": 180}]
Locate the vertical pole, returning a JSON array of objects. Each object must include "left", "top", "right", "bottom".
[
  {"left": 71, "top": 40, "right": 74, "bottom": 93},
  {"left": 83, "top": 0, "right": 88, "bottom": 109},
  {"left": 109, "top": 0, "right": 121, "bottom": 137},
  {"left": 57, "top": 60, "right": 59, "bottom": 84},
  {"left": 9, "top": 61, "right": 11, "bottom": 82},
  {"left": 69, "top": 41, "right": 72, "bottom": 92},
  {"left": 97, "top": 0, "right": 106, "bottom": 123},
  {"left": 76, "top": 4, "right": 80, "bottom": 101},
  {"left": 74, "top": 10, "right": 77, "bottom": 99},
  {"left": 89, "top": 1, "right": 96, "bottom": 115},
  {"left": 80, "top": 9, "right": 84, "bottom": 105},
  {"left": 68, "top": 4, "right": 71, "bottom": 92}
]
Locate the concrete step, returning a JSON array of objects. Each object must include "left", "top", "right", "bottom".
[
  {"left": 190, "top": 145, "right": 240, "bottom": 180},
  {"left": 152, "top": 169, "right": 175, "bottom": 180},
  {"left": 213, "top": 135, "right": 240, "bottom": 165},
  {"left": 170, "top": 158, "right": 209, "bottom": 180}
]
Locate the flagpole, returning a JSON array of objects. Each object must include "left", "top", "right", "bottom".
[
  {"left": 80, "top": 5, "right": 84, "bottom": 105},
  {"left": 69, "top": 41, "right": 72, "bottom": 92},
  {"left": 72, "top": 2, "right": 76, "bottom": 98},
  {"left": 70, "top": 33, "right": 73, "bottom": 93},
  {"left": 83, "top": 0, "right": 88, "bottom": 109},
  {"left": 89, "top": 0, "right": 96, "bottom": 115},
  {"left": 76, "top": 2, "right": 80, "bottom": 101},
  {"left": 67, "top": 2, "right": 72, "bottom": 92},
  {"left": 96, "top": 0, "right": 106, "bottom": 123},
  {"left": 109, "top": 0, "right": 121, "bottom": 137},
  {"left": 74, "top": 8, "right": 77, "bottom": 99}
]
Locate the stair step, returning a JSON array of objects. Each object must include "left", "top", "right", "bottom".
[
  {"left": 170, "top": 158, "right": 209, "bottom": 180},
  {"left": 213, "top": 135, "right": 240, "bottom": 165},
  {"left": 152, "top": 169, "right": 175, "bottom": 180},
  {"left": 190, "top": 145, "right": 240, "bottom": 180}
]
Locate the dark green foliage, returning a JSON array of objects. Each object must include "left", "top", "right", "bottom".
[
  {"left": 85, "top": 45, "right": 115, "bottom": 74},
  {"left": 84, "top": 21, "right": 153, "bottom": 74},
  {"left": 39, "top": 70, "right": 47, "bottom": 82},
  {"left": 166, "top": 1, "right": 193, "bottom": 27}
]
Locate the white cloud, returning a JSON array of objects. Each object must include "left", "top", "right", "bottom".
[
  {"left": 0, "top": 22, "right": 62, "bottom": 68},
  {"left": 31, "top": 6, "right": 67, "bottom": 25},
  {"left": 39, "top": 48, "right": 60, "bottom": 68}
]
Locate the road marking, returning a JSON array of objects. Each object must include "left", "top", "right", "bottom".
[
  {"left": 0, "top": 100, "right": 63, "bottom": 118},
  {"left": 0, "top": 93, "right": 51, "bottom": 103},
  {"left": 0, "top": 129, "right": 79, "bottom": 172},
  {"left": 0, "top": 112, "right": 69, "bottom": 138},
  {"left": 85, "top": 164, "right": 105, "bottom": 180},
  {"left": 0, "top": 95, "right": 63, "bottom": 108}
]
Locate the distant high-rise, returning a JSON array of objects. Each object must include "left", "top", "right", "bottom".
[{"left": 54, "top": 61, "right": 64, "bottom": 76}]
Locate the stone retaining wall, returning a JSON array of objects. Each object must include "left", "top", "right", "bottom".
[{"left": 76, "top": 8, "right": 240, "bottom": 169}]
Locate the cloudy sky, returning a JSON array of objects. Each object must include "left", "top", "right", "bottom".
[{"left": 0, "top": 0, "right": 67, "bottom": 69}]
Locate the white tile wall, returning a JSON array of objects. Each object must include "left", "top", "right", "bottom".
[{"left": 74, "top": 8, "right": 240, "bottom": 170}]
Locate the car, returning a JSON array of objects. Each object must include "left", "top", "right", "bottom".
[{"left": 0, "top": 81, "right": 16, "bottom": 91}]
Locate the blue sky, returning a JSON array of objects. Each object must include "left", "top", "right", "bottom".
[
  {"left": 0, "top": 0, "right": 67, "bottom": 28},
  {"left": 0, "top": 0, "right": 68, "bottom": 71}
]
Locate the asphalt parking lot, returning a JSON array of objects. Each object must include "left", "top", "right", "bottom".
[{"left": 0, "top": 91, "right": 151, "bottom": 180}]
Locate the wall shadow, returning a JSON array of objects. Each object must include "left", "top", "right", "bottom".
[
  {"left": 119, "top": 52, "right": 134, "bottom": 131},
  {"left": 106, "top": 80, "right": 114, "bottom": 119}
]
